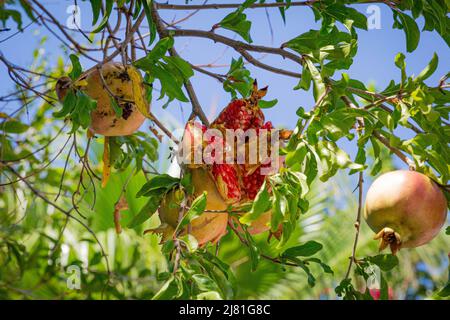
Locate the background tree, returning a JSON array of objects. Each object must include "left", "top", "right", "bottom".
[{"left": 0, "top": 0, "right": 448, "bottom": 300}]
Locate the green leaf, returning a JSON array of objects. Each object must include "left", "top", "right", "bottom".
[
  {"left": 192, "top": 274, "right": 219, "bottom": 292},
  {"left": 139, "top": 37, "right": 174, "bottom": 64},
  {"left": 92, "top": 0, "right": 113, "bottom": 33},
  {"left": 141, "top": 0, "right": 157, "bottom": 45},
  {"left": 18, "top": 0, "right": 34, "bottom": 21},
  {"left": 393, "top": 12, "right": 420, "bottom": 52},
  {"left": 304, "top": 58, "right": 326, "bottom": 100},
  {"left": 294, "top": 66, "right": 312, "bottom": 91},
  {"left": 218, "top": 0, "right": 255, "bottom": 42},
  {"left": 73, "top": 92, "right": 97, "bottom": 129},
  {"left": 53, "top": 90, "right": 76, "bottom": 118},
  {"left": 0, "top": 9, "right": 23, "bottom": 30},
  {"left": 127, "top": 196, "right": 160, "bottom": 228},
  {"left": 270, "top": 189, "right": 287, "bottom": 232},
  {"left": 152, "top": 65, "right": 189, "bottom": 102},
  {"left": 379, "top": 273, "right": 389, "bottom": 300},
  {"left": 178, "top": 234, "right": 198, "bottom": 253},
  {"left": 223, "top": 57, "right": 253, "bottom": 98},
  {"left": 305, "top": 257, "right": 334, "bottom": 274},
  {"left": 109, "top": 96, "right": 123, "bottom": 118},
  {"left": 415, "top": 52, "right": 438, "bottom": 82},
  {"left": 243, "top": 229, "right": 260, "bottom": 271},
  {"left": 258, "top": 99, "right": 278, "bottom": 109},
  {"left": 89, "top": 0, "right": 102, "bottom": 25},
  {"left": 394, "top": 52, "right": 407, "bottom": 85},
  {"left": 136, "top": 174, "right": 179, "bottom": 197},
  {"left": 176, "top": 192, "right": 207, "bottom": 231},
  {"left": 68, "top": 54, "right": 82, "bottom": 80},
  {"left": 322, "top": 4, "right": 367, "bottom": 31},
  {"left": 152, "top": 275, "right": 180, "bottom": 300},
  {"left": 197, "top": 291, "right": 223, "bottom": 300},
  {"left": 368, "top": 254, "right": 399, "bottom": 272},
  {"left": 437, "top": 282, "right": 450, "bottom": 298},
  {"left": 163, "top": 56, "right": 194, "bottom": 81},
  {"left": 285, "top": 255, "right": 316, "bottom": 287},
  {"left": 282, "top": 240, "right": 323, "bottom": 257},
  {"left": 161, "top": 240, "right": 175, "bottom": 255},
  {"left": 0, "top": 120, "right": 29, "bottom": 134},
  {"left": 240, "top": 183, "right": 271, "bottom": 225},
  {"left": 411, "top": 0, "right": 423, "bottom": 18}
]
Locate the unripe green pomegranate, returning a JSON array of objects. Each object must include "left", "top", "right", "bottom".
[
  {"left": 364, "top": 170, "right": 447, "bottom": 254},
  {"left": 155, "top": 171, "right": 229, "bottom": 247}
]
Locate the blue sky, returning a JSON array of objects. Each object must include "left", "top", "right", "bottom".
[{"left": 0, "top": 1, "right": 449, "bottom": 171}]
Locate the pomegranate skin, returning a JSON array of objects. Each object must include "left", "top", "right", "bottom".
[
  {"left": 56, "top": 62, "right": 147, "bottom": 136},
  {"left": 364, "top": 170, "right": 447, "bottom": 250},
  {"left": 85, "top": 63, "right": 146, "bottom": 136}
]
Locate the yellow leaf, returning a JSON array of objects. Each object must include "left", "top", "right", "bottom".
[
  {"left": 102, "top": 136, "right": 111, "bottom": 188},
  {"left": 127, "top": 66, "right": 153, "bottom": 119}
]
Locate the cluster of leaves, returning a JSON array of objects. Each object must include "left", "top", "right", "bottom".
[
  {"left": 87, "top": 0, "right": 146, "bottom": 34},
  {"left": 222, "top": 57, "right": 278, "bottom": 109},
  {"left": 134, "top": 37, "right": 194, "bottom": 106},
  {"left": 129, "top": 174, "right": 182, "bottom": 228},
  {"left": 392, "top": 0, "right": 449, "bottom": 51},
  {"left": 336, "top": 254, "right": 399, "bottom": 300},
  {"left": 108, "top": 133, "right": 159, "bottom": 173},
  {"left": 152, "top": 250, "right": 234, "bottom": 300},
  {"left": 215, "top": 0, "right": 257, "bottom": 42},
  {"left": 53, "top": 55, "right": 97, "bottom": 132},
  {"left": 284, "top": 51, "right": 449, "bottom": 187},
  {"left": 241, "top": 171, "right": 310, "bottom": 247},
  {"left": 0, "top": 0, "right": 33, "bottom": 31}
]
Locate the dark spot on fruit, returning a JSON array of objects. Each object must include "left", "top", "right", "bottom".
[
  {"left": 122, "top": 102, "right": 133, "bottom": 120},
  {"left": 118, "top": 70, "right": 131, "bottom": 82}
]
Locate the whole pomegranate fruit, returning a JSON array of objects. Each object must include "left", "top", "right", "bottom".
[
  {"left": 364, "top": 170, "right": 447, "bottom": 254},
  {"left": 56, "top": 62, "right": 147, "bottom": 136}
]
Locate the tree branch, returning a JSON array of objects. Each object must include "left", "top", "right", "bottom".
[
  {"left": 236, "top": 48, "right": 302, "bottom": 78},
  {"left": 151, "top": 4, "right": 210, "bottom": 125},
  {"left": 341, "top": 96, "right": 416, "bottom": 170},
  {"left": 169, "top": 28, "right": 303, "bottom": 65}
]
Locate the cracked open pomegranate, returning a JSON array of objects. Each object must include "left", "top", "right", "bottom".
[
  {"left": 55, "top": 62, "right": 147, "bottom": 136},
  {"left": 364, "top": 170, "right": 447, "bottom": 254},
  {"left": 154, "top": 81, "right": 281, "bottom": 247}
]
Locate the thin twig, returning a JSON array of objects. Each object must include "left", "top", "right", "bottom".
[
  {"left": 344, "top": 171, "right": 364, "bottom": 279},
  {"left": 4, "top": 163, "right": 112, "bottom": 281}
]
